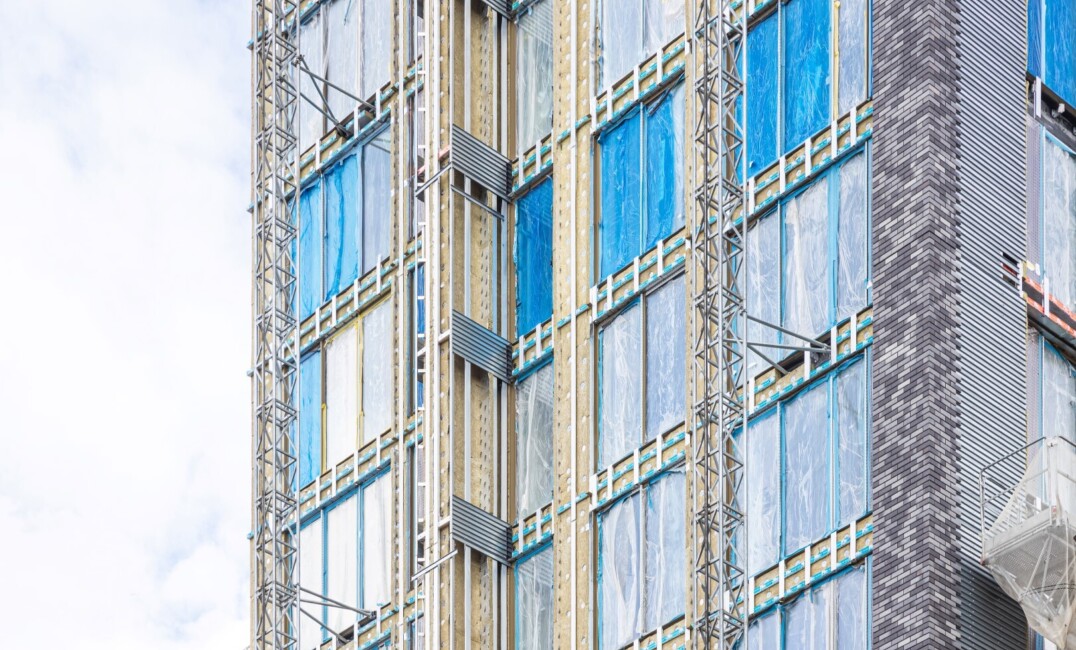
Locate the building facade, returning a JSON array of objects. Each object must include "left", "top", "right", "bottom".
[{"left": 250, "top": 0, "right": 1076, "bottom": 647}]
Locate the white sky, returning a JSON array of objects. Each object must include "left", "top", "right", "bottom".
[{"left": 0, "top": 1, "right": 252, "bottom": 647}]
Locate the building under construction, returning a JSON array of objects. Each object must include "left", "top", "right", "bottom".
[{"left": 248, "top": 0, "right": 1076, "bottom": 647}]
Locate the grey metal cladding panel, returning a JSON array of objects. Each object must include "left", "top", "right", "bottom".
[
  {"left": 451, "top": 310, "right": 513, "bottom": 382},
  {"left": 477, "top": 0, "right": 512, "bottom": 17},
  {"left": 956, "top": 0, "right": 1029, "bottom": 645},
  {"left": 450, "top": 495, "right": 512, "bottom": 563},
  {"left": 450, "top": 125, "right": 512, "bottom": 199}
]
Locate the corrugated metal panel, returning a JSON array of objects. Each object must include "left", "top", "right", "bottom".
[
  {"left": 956, "top": 0, "right": 1030, "bottom": 645},
  {"left": 477, "top": 0, "right": 511, "bottom": 17},
  {"left": 451, "top": 310, "right": 512, "bottom": 382},
  {"left": 450, "top": 495, "right": 512, "bottom": 564},
  {"left": 450, "top": 124, "right": 512, "bottom": 200}
]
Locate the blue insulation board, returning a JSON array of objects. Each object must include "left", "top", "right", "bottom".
[
  {"left": 323, "top": 154, "right": 360, "bottom": 301},
  {"left": 1029, "top": 0, "right": 1042, "bottom": 78},
  {"left": 299, "top": 351, "right": 322, "bottom": 488},
  {"left": 516, "top": 178, "right": 554, "bottom": 336},
  {"left": 600, "top": 110, "right": 642, "bottom": 278},
  {"left": 783, "top": 0, "right": 831, "bottom": 148},
  {"left": 645, "top": 85, "right": 685, "bottom": 250},
  {"left": 1046, "top": 0, "right": 1076, "bottom": 106},
  {"left": 747, "top": 12, "right": 779, "bottom": 177},
  {"left": 299, "top": 183, "right": 323, "bottom": 320}
]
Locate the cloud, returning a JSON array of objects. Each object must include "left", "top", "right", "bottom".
[{"left": 0, "top": 1, "right": 251, "bottom": 647}]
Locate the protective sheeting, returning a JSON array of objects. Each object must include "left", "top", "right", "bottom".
[
  {"left": 362, "top": 300, "right": 393, "bottom": 443},
  {"left": 600, "top": 0, "right": 642, "bottom": 87},
  {"left": 643, "top": 0, "right": 685, "bottom": 56},
  {"left": 299, "top": 183, "right": 323, "bottom": 319},
  {"left": 645, "top": 85, "right": 685, "bottom": 250},
  {"left": 836, "top": 563, "right": 868, "bottom": 650},
  {"left": 300, "top": 352, "right": 323, "bottom": 488},
  {"left": 746, "top": 212, "right": 779, "bottom": 375},
  {"left": 785, "top": 580, "right": 828, "bottom": 649},
  {"left": 324, "top": 154, "right": 360, "bottom": 301},
  {"left": 361, "top": 473, "right": 392, "bottom": 607},
  {"left": 516, "top": 546, "right": 554, "bottom": 650},
  {"left": 983, "top": 439, "right": 1076, "bottom": 648},
  {"left": 516, "top": 178, "right": 554, "bottom": 335},
  {"left": 516, "top": 1, "right": 554, "bottom": 149},
  {"left": 299, "top": 520, "right": 325, "bottom": 650},
  {"left": 837, "top": 0, "right": 867, "bottom": 116},
  {"left": 646, "top": 278, "right": 686, "bottom": 439},
  {"left": 784, "top": 381, "right": 830, "bottom": 553},
  {"left": 360, "top": 0, "right": 392, "bottom": 98},
  {"left": 783, "top": 0, "right": 831, "bottom": 148},
  {"left": 299, "top": 11, "right": 324, "bottom": 147},
  {"left": 746, "top": 413, "right": 781, "bottom": 573},
  {"left": 517, "top": 363, "right": 555, "bottom": 515},
  {"left": 325, "top": 322, "right": 358, "bottom": 466},
  {"left": 746, "top": 609, "right": 780, "bottom": 650},
  {"left": 362, "top": 129, "right": 392, "bottom": 274},
  {"left": 1029, "top": 0, "right": 1042, "bottom": 78},
  {"left": 326, "top": 495, "right": 359, "bottom": 631},
  {"left": 837, "top": 361, "right": 868, "bottom": 523},
  {"left": 1043, "top": 136, "right": 1076, "bottom": 308},
  {"left": 326, "top": 0, "right": 358, "bottom": 120},
  {"left": 783, "top": 178, "right": 830, "bottom": 339},
  {"left": 599, "top": 304, "right": 642, "bottom": 466},
  {"left": 600, "top": 110, "right": 642, "bottom": 277},
  {"left": 599, "top": 493, "right": 643, "bottom": 650},
  {"left": 837, "top": 152, "right": 868, "bottom": 319},
  {"left": 746, "top": 12, "right": 778, "bottom": 177},
  {"left": 644, "top": 470, "right": 685, "bottom": 630},
  {"left": 1046, "top": 0, "right": 1076, "bottom": 107},
  {"left": 1042, "top": 345, "right": 1076, "bottom": 443}
]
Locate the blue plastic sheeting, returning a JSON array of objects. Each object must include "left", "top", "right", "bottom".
[
  {"left": 516, "top": 546, "right": 554, "bottom": 650},
  {"left": 837, "top": 0, "right": 868, "bottom": 115},
  {"left": 517, "top": 362, "right": 555, "bottom": 515},
  {"left": 837, "top": 360, "right": 868, "bottom": 522},
  {"left": 362, "top": 300, "right": 393, "bottom": 444},
  {"left": 745, "top": 412, "right": 780, "bottom": 573},
  {"left": 599, "top": 303, "right": 642, "bottom": 465},
  {"left": 836, "top": 563, "right": 869, "bottom": 650},
  {"left": 600, "top": 0, "right": 642, "bottom": 86},
  {"left": 746, "top": 212, "right": 779, "bottom": 375},
  {"left": 1046, "top": 0, "right": 1076, "bottom": 106},
  {"left": 645, "top": 278, "right": 686, "bottom": 439},
  {"left": 299, "top": 183, "right": 324, "bottom": 319},
  {"left": 644, "top": 470, "right": 686, "bottom": 630},
  {"left": 363, "top": 129, "right": 392, "bottom": 274},
  {"left": 600, "top": 110, "right": 642, "bottom": 277},
  {"left": 785, "top": 580, "right": 828, "bottom": 649},
  {"left": 837, "top": 152, "right": 869, "bottom": 319},
  {"left": 360, "top": 0, "right": 392, "bottom": 98},
  {"left": 645, "top": 85, "right": 685, "bottom": 250},
  {"left": 747, "top": 12, "right": 778, "bottom": 176},
  {"left": 747, "top": 609, "right": 781, "bottom": 650},
  {"left": 1043, "top": 135, "right": 1076, "bottom": 307},
  {"left": 516, "top": 179, "right": 554, "bottom": 335},
  {"left": 324, "top": 155, "right": 360, "bottom": 301},
  {"left": 299, "top": 352, "right": 323, "bottom": 488},
  {"left": 415, "top": 263, "right": 426, "bottom": 410},
  {"left": 784, "top": 380, "right": 830, "bottom": 553},
  {"left": 598, "top": 492, "right": 643, "bottom": 650},
  {"left": 783, "top": 177, "right": 830, "bottom": 338},
  {"left": 1029, "top": 0, "right": 1043, "bottom": 77},
  {"left": 783, "top": 0, "right": 831, "bottom": 148},
  {"left": 1042, "top": 344, "right": 1076, "bottom": 443}
]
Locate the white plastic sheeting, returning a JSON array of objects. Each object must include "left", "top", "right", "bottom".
[
  {"left": 837, "top": 0, "right": 867, "bottom": 116},
  {"left": 300, "top": 520, "right": 325, "bottom": 650},
  {"left": 837, "top": 153, "right": 869, "bottom": 320},
  {"left": 599, "top": 493, "right": 643, "bottom": 649},
  {"left": 784, "top": 178, "right": 830, "bottom": 340},
  {"left": 299, "top": 11, "right": 325, "bottom": 147},
  {"left": 361, "top": 473, "right": 392, "bottom": 607},
  {"left": 326, "top": 496, "right": 359, "bottom": 631},
  {"left": 517, "top": 362, "right": 555, "bottom": 516},
  {"left": 643, "top": 0, "right": 684, "bottom": 56},
  {"left": 644, "top": 471, "right": 686, "bottom": 630},
  {"left": 516, "top": 546, "right": 554, "bottom": 650},
  {"left": 837, "top": 361, "right": 868, "bottom": 522},
  {"left": 362, "top": 300, "right": 392, "bottom": 443},
  {"left": 600, "top": 0, "right": 684, "bottom": 86},
  {"left": 362, "top": 128, "right": 392, "bottom": 273},
  {"left": 785, "top": 381, "right": 829, "bottom": 553},
  {"left": 1043, "top": 346, "right": 1076, "bottom": 443},
  {"left": 326, "top": 322, "right": 359, "bottom": 466},
  {"left": 745, "top": 413, "right": 781, "bottom": 573},
  {"left": 836, "top": 562, "right": 868, "bottom": 650},
  {"left": 1043, "top": 136, "right": 1076, "bottom": 308},
  {"left": 360, "top": 0, "right": 392, "bottom": 98},
  {"left": 326, "top": 0, "right": 358, "bottom": 120},
  {"left": 785, "top": 580, "right": 828, "bottom": 649},
  {"left": 645, "top": 278, "right": 686, "bottom": 440},
  {"left": 746, "top": 213, "right": 779, "bottom": 375},
  {"left": 600, "top": 303, "right": 642, "bottom": 466},
  {"left": 746, "top": 610, "right": 780, "bottom": 650},
  {"left": 516, "top": 0, "right": 553, "bottom": 150},
  {"left": 983, "top": 439, "right": 1076, "bottom": 648}
]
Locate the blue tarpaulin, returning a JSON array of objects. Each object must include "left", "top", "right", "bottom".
[
  {"left": 299, "top": 351, "right": 322, "bottom": 487},
  {"left": 747, "top": 12, "right": 778, "bottom": 176},
  {"left": 324, "top": 154, "right": 359, "bottom": 301},
  {"left": 784, "top": 0, "right": 831, "bottom": 148},
  {"left": 516, "top": 178, "right": 554, "bottom": 335},
  {"left": 600, "top": 110, "right": 642, "bottom": 277},
  {"left": 645, "top": 85, "right": 685, "bottom": 250},
  {"left": 1029, "top": 0, "right": 1043, "bottom": 78},
  {"left": 1046, "top": 0, "right": 1076, "bottom": 106},
  {"left": 299, "top": 183, "right": 323, "bottom": 319}
]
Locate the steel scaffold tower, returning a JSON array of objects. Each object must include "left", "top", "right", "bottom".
[
  {"left": 693, "top": 0, "right": 747, "bottom": 646},
  {"left": 252, "top": 1, "right": 300, "bottom": 649}
]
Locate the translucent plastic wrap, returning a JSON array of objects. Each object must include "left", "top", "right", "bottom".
[
  {"left": 643, "top": 0, "right": 685, "bottom": 56},
  {"left": 360, "top": 0, "right": 392, "bottom": 98},
  {"left": 837, "top": 152, "right": 868, "bottom": 320},
  {"left": 600, "top": 0, "right": 642, "bottom": 87},
  {"left": 599, "top": 493, "right": 642, "bottom": 650},
  {"left": 783, "top": 178, "right": 830, "bottom": 339},
  {"left": 837, "top": 361, "right": 868, "bottom": 523},
  {"left": 299, "top": 11, "right": 324, "bottom": 147},
  {"left": 325, "top": 154, "right": 359, "bottom": 300},
  {"left": 300, "top": 352, "right": 323, "bottom": 488},
  {"left": 746, "top": 609, "right": 780, "bottom": 650},
  {"left": 783, "top": 0, "right": 830, "bottom": 148},
  {"left": 516, "top": 546, "right": 554, "bottom": 650},
  {"left": 1043, "top": 136, "right": 1076, "bottom": 308},
  {"left": 785, "top": 580, "right": 827, "bottom": 649},
  {"left": 746, "top": 213, "right": 779, "bottom": 375},
  {"left": 325, "top": 322, "right": 358, "bottom": 465},
  {"left": 983, "top": 439, "right": 1076, "bottom": 648},
  {"left": 746, "top": 413, "right": 780, "bottom": 573},
  {"left": 644, "top": 470, "right": 685, "bottom": 630},
  {"left": 516, "top": 1, "right": 553, "bottom": 149},
  {"left": 599, "top": 304, "right": 642, "bottom": 466},
  {"left": 362, "top": 129, "right": 392, "bottom": 273},
  {"left": 600, "top": 111, "right": 642, "bottom": 277},
  {"left": 746, "top": 13, "right": 778, "bottom": 177},
  {"left": 1045, "top": 0, "right": 1076, "bottom": 107},
  {"left": 1029, "top": 0, "right": 1042, "bottom": 78},
  {"left": 645, "top": 85, "right": 685, "bottom": 249},
  {"left": 327, "top": 496, "right": 358, "bottom": 630},
  {"left": 1042, "top": 346, "right": 1076, "bottom": 443},
  {"left": 516, "top": 179, "right": 554, "bottom": 335},
  {"left": 837, "top": 0, "right": 867, "bottom": 116},
  {"left": 517, "top": 362, "right": 554, "bottom": 515},
  {"left": 326, "top": 0, "right": 358, "bottom": 119},
  {"left": 645, "top": 278, "right": 686, "bottom": 439},
  {"left": 362, "top": 300, "right": 393, "bottom": 443},
  {"left": 784, "top": 381, "right": 829, "bottom": 552},
  {"left": 836, "top": 563, "right": 868, "bottom": 650},
  {"left": 362, "top": 473, "right": 392, "bottom": 607},
  {"left": 299, "top": 183, "right": 323, "bottom": 319},
  {"left": 299, "top": 520, "right": 325, "bottom": 650}
]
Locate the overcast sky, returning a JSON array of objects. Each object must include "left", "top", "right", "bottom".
[{"left": 0, "top": 1, "right": 252, "bottom": 647}]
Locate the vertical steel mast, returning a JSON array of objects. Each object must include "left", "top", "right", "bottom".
[
  {"left": 693, "top": 0, "right": 747, "bottom": 646},
  {"left": 252, "top": 1, "right": 300, "bottom": 649}
]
